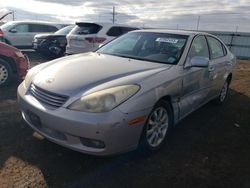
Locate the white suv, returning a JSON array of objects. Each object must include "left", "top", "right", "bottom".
[
  {"left": 0, "top": 21, "right": 64, "bottom": 48},
  {"left": 66, "top": 22, "right": 138, "bottom": 54}
]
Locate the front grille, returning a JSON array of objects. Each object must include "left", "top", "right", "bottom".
[{"left": 30, "top": 84, "right": 69, "bottom": 109}]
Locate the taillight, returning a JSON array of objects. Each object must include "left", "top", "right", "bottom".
[
  {"left": 85, "top": 37, "right": 106, "bottom": 44},
  {"left": 0, "top": 29, "right": 4, "bottom": 36}
]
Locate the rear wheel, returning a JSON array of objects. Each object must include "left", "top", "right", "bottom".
[
  {"left": 0, "top": 59, "right": 13, "bottom": 87},
  {"left": 214, "top": 79, "right": 229, "bottom": 104},
  {"left": 140, "top": 100, "right": 173, "bottom": 152}
]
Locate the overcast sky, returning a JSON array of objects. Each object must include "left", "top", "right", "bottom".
[{"left": 0, "top": 0, "right": 250, "bottom": 32}]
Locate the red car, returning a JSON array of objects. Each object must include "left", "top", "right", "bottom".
[{"left": 0, "top": 42, "right": 29, "bottom": 87}]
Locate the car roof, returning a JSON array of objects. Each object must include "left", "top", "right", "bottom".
[
  {"left": 75, "top": 22, "right": 138, "bottom": 28},
  {"left": 5, "top": 20, "right": 63, "bottom": 26},
  {"left": 132, "top": 29, "right": 210, "bottom": 36}
]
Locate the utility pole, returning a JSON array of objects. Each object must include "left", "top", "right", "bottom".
[
  {"left": 235, "top": 25, "right": 239, "bottom": 33},
  {"left": 196, "top": 15, "right": 200, "bottom": 31},
  {"left": 112, "top": 6, "right": 115, "bottom": 24},
  {"left": 12, "top": 10, "right": 15, "bottom": 21}
]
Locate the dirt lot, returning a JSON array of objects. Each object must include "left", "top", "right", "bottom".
[{"left": 0, "top": 53, "right": 250, "bottom": 188}]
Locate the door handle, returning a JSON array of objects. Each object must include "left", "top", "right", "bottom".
[{"left": 208, "top": 66, "right": 215, "bottom": 72}]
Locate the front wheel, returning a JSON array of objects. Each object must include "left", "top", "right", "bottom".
[
  {"left": 140, "top": 100, "right": 173, "bottom": 152},
  {"left": 0, "top": 59, "right": 12, "bottom": 87}
]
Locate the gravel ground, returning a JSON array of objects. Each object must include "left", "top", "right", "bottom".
[{"left": 0, "top": 53, "right": 250, "bottom": 188}]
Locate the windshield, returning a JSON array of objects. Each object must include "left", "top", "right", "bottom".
[
  {"left": 55, "top": 25, "right": 74, "bottom": 35},
  {"left": 0, "top": 22, "right": 14, "bottom": 30},
  {"left": 97, "top": 32, "right": 188, "bottom": 64}
]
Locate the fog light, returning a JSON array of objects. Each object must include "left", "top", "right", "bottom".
[{"left": 80, "top": 137, "right": 105, "bottom": 149}]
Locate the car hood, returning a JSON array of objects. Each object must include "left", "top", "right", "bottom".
[
  {"left": 32, "top": 53, "right": 171, "bottom": 96},
  {"left": 34, "top": 33, "right": 53, "bottom": 38},
  {"left": 35, "top": 33, "right": 66, "bottom": 39}
]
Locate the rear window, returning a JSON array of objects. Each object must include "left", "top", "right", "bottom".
[
  {"left": 106, "top": 26, "right": 137, "bottom": 37},
  {"left": 71, "top": 23, "right": 102, "bottom": 35}
]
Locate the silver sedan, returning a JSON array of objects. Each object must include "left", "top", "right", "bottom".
[{"left": 18, "top": 30, "right": 236, "bottom": 156}]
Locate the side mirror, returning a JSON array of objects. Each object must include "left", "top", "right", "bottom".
[
  {"left": 189, "top": 56, "right": 209, "bottom": 68},
  {"left": 9, "top": 28, "right": 17, "bottom": 33}
]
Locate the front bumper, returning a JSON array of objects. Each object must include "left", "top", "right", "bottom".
[{"left": 18, "top": 82, "right": 148, "bottom": 156}]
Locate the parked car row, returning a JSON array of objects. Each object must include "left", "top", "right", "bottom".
[
  {"left": 0, "top": 21, "right": 139, "bottom": 86},
  {"left": 0, "top": 21, "right": 66, "bottom": 47},
  {"left": 65, "top": 22, "right": 138, "bottom": 55},
  {"left": 0, "top": 21, "right": 139, "bottom": 58},
  {"left": 33, "top": 22, "right": 138, "bottom": 57}
]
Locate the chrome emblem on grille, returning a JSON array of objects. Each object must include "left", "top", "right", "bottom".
[{"left": 46, "top": 78, "right": 54, "bottom": 84}]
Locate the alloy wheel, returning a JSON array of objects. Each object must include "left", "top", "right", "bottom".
[
  {"left": 146, "top": 107, "right": 169, "bottom": 148},
  {"left": 220, "top": 81, "right": 228, "bottom": 102},
  {"left": 0, "top": 64, "right": 8, "bottom": 85}
]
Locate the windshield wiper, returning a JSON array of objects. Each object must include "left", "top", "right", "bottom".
[{"left": 98, "top": 52, "right": 173, "bottom": 65}]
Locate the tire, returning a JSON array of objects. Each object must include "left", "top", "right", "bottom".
[
  {"left": 0, "top": 59, "right": 13, "bottom": 87},
  {"left": 213, "top": 79, "right": 230, "bottom": 105},
  {"left": 140, "top": 100, "right": 173, "bottom": 152}
]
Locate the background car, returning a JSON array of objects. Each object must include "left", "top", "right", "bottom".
[
  {"left": 18, "top": 30, "right": 236, "bottom": 156},
  {"left": 33, "top": 25, "right": 74, "bottom": 58},
  {"left": 0, "top": 42, "right": 29, "bottom": 86},
  {"left": 66, "top": 22, "right": 138, "bottom": 54},
  {"left": 0, "top": 21, "right": 66, "bottom": 48}
]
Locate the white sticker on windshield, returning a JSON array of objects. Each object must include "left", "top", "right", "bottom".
[{"left": 156, "top": 38, "right": 178, "bottom": 43}]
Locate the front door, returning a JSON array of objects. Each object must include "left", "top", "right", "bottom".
[{"left": 179, "top": 35, "right": 212, "bottom": 119}]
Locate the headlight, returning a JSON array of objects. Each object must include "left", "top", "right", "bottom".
[{"left": 68, "top": 85, "right": 140, "bottom": 113}]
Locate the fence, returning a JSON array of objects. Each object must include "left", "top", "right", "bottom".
[{"left": 208, "top": 31, "right": 250, "bottom": 60}]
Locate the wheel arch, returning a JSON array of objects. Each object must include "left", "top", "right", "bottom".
[
  {"left": 227, "top": 73, "right": 232, "bottom": 84},
  {"left": 156, "top": 95, "right": 178, "bottom": 126},
  {"left": 0, "top": 55, "right": 17, "bottom": 74}
]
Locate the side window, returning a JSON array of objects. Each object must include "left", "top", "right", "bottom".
[
  {"left": 106, "top": 27, "right": 122, "bottom": 37},
  {"left": 14, "top": 24, "right": 29, "bottom": 32},
  {"left": 29, "top": 24, "right": 43, "bottom": 32},
  {"left": 207, "top": 36, "right": 225, "bottom": 59},
  {"left": 188, "top": 35, "right": 209, "bottom": 59},
  {"left": 29, "top": 24, "right": 58, "bottom": 32}
]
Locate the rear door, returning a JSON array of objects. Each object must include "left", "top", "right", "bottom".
[
  {"left": 7, "top": 23, "right": 31, "bottom": 46},
  {"left": 179, "top": 35, "right": 212, "bottom": 118},
  {"left": 206, "top": 36, "right": 228, "bottom": 96}
]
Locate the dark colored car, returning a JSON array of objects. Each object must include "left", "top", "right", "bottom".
[
  {"left": 0, "top": 42, "right": 29, "bottom": 87},
  {"left": 33, "top": 25, "right": 74, "bottom": 58}
]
